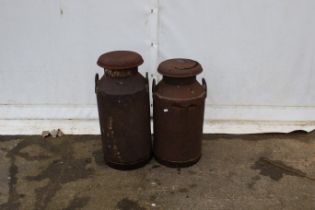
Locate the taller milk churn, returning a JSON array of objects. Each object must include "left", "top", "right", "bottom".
[
  {"left": 95, "top": 51, "right": 152, "bottom": 170},
  {"left": 153, "top": 58, "right": 207, "bottom": 167}
]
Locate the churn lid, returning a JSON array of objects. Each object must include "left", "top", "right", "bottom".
[
  {"left": 97, "top": 51, "right": 144, "bottom": 70},
  {"left": 158, "top": 58, "right": 202, "bottom": 78}
]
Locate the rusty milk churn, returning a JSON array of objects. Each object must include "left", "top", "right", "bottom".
[
  {"left": 95, "top": 51, "right": 152, "bottom": 170},
  {"left": 152, "top": 58, "right": 207, "bottom": 167}
]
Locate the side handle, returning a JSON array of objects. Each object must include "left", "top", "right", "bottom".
[
  {"left": 152, "top": 79, "right": 156, "bottom": 93},
  {"left": 145, "top": 72, "right": 150, "bottom": 93},
  {"left": 202, "top": 78, "right": 207, "bottom": 97},
  {"left": 95, "top": 73, "right": 99, "bottom": 93},
  {"left": 145, "top": 72, "right": 149, "bottom": 84}
]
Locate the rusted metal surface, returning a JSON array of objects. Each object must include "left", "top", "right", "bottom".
[
  {"left": 153, "top": 58, "right": 207, "bottom": 167},
  {"left": 157, "top": 58, "right": 202, "bottom": 78},
  {"left": 95, "top": 51, "right": 151, "bottom": 170},
  {"left": 97, "top": 50, "right": 143, "bottom": 70}
]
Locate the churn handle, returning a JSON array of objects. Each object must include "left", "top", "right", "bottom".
[
  {"left": 95, "top": 73, "right": 99, "bottom": 93},
  {"left": 202, "top": 78, "right": 207, "bottom": 97},
  {"left": 152, "top": 79, "right": 156, "bottom": 93},
  {"left": 145, "top": 72, "right": 149, "bottom": 84},
  {"left": 145, "top": 72, "right": 150, "bottom": 93}
]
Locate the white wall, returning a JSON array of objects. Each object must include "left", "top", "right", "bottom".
[{"left": 1, "top": 0, "right": 315, "bottom": 134}]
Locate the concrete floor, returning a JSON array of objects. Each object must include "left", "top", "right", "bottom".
[{"left": 0, "top": 132, "right": 315, "bottom": 210}]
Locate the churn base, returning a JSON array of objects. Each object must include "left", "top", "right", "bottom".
[
  {"left": 154, "top": 155, "right": 201, "bottom": 168},
  {"left": 104, "top": 155, "right": 152, "bottom": 170}
]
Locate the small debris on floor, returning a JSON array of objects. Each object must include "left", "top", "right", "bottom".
[
  {"left": 41, "top": 131, "right": 50, "bottom": 138},
  {"left": 41, "top": 129, "right": 64, "bottom": 138},
  {"left": 50, "top": 129, "right": 58, "bottom": 138},
  {"left": 57, "top": 129, "right": 64, "bottom": 137}
]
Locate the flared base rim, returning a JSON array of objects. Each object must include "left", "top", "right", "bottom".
[
  {"left": 105, "top": 155, "right": 152, "bottom": 170},
  {"left": 154, "top": 154, "right": 201, "bottom": 168}
]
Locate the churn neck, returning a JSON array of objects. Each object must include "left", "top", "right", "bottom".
[
  {"left": 105, "top": 67, "right": 138, "bottom": 78},
  {"left": 163, "top": 76, "right": 196, "bottom": 85}
]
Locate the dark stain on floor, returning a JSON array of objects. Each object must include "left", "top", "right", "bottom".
[
  {"left": 178, "top": 187, "right": 189, "bottom": 193},
  {"left": 17, "top": 152, "right": 51, "bottom": 161},
  {"left": 153, "top": 178, "right": 162, "bottom": 186},
  {"left": 62, "top": 196, "right": 90, "bottom": 210},
  {"left": 151, "top": 164, "right": 161, "bottom": 169},
  {"left": 116, "top": 198, "right": 146, "bottom": 210},
  {"left": 0, "top": 136, "right": 97, "bottom": 210},
  {"left": 0, "top": 139, "right": 27, "bottom": 210},
  {"left": 26, "top": 157, "right": 93, "bottom": 183},
  {"left": 0, "top": 157, "right": 20, "bottom": 210},
  {"left": 92, "top": 149, "right": 105, "bottom": 166},
  {"left": 189, "top": 183, "right": 197, "bottom": 188},
  {"left": 149, "top": 194, "right": 157, "bottom": 201},
  {"left": 251, "top": 157, "right": 308, "bottom": 181},
  {"left": 188, "top": 170, "right": 197, "bottom": 175},
  {"left": 1, "top": 134, "right": 315, "bottom": 210},
  {"left": 178, "top": 183, "right": 197, "bottom": 193},
  {"left": 25, "top": 153, "right": 94, "bottom": 210},
  {"left": 247, "top": 175, "right": 261, "bottom": 189},
  {"left": 0, "top": 136, "right": 60, "bottom": 210}
]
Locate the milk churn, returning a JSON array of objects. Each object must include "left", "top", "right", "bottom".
[
  {"left": 95, "top": 51, "right": 152, "bottom": 170},
  {"left": 152, "top": 58, "right": 207, "bottom": 167}
]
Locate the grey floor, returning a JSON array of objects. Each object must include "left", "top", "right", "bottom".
[{"left": 0, "top": 132, "right": 315, "bottom": 210}]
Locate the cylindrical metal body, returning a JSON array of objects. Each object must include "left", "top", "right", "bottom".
[
  {"left": 95, "top": 51, "right": 151, "bottom": 170},
  {"left": 153, "top": 59, "right": 207, "bottom": 167}
]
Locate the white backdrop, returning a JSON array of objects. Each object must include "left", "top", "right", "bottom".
[{"left": 1, "top": 0, "right": 315, "bottom": 134}]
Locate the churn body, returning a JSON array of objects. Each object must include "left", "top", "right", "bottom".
[
  {"left": 95, "top": 51, "right": 151, "bottom": 169},
  {"left": 153, "top": 59, "right": 207, "bottom": 167}
]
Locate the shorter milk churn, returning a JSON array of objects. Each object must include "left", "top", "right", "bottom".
[
  {"left": 152, "top": 58, "right": 207, "bottom": 167},
  {"left": 95, "top": 51, "right": 152, "bottom": 170}
]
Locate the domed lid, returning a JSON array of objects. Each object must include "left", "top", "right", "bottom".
[
  {"left": 97, "top": 51, "right": 143, "bottom": 70},
  {"left": 158, "top": 58, "right": 202, "bottom": 78}
]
